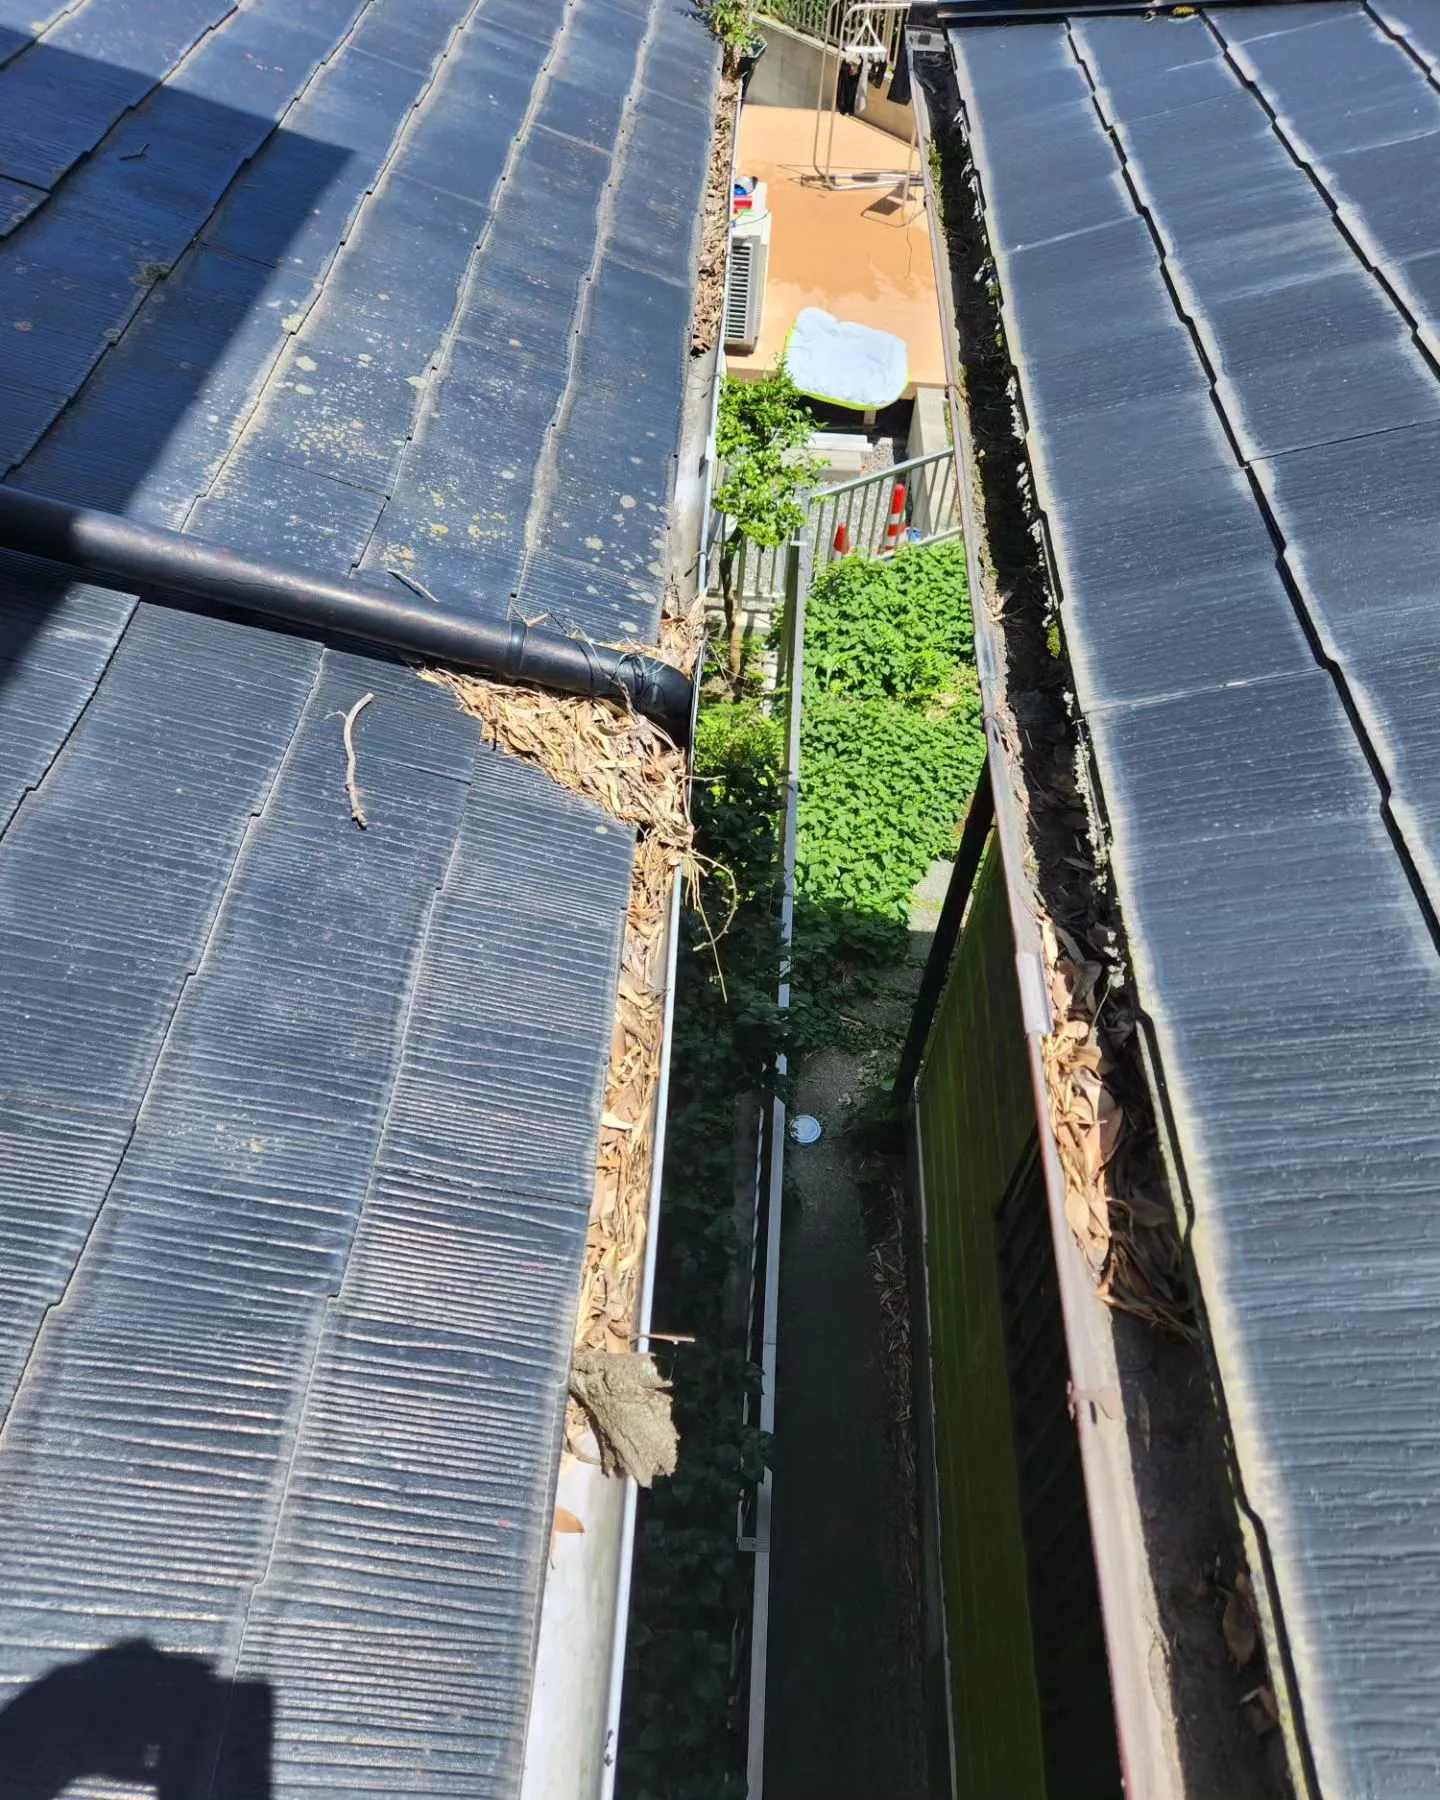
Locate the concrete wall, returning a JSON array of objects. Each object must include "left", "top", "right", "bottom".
[
  {"left": 907, "top": 384, "right": 950, "bottom": 460},
  {"left": 748, "top": 17, "right": 915, "bottom": 144},
  {"left": 907, "top": 390, "right": 955, "bottom": 537}
]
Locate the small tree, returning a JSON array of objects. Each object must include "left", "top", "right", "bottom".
[
  {"left": 704, "top": 0, "right": 758, "bottom": 76},
  {"left": 713, "top": 367, "right": 822, "bottom": 686}
]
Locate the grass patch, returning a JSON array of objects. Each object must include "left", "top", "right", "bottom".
[{"left": 791, "top": 540, "right": 985, "bottom": 1050}]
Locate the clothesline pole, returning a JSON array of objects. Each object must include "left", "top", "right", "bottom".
[
  {"left": 811, "top": 0, "right": 842, "bottom": 186},
  {"left": 809, "top": 0, "right": 922, "bottom": 196}
]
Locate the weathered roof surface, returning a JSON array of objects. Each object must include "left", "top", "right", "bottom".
[
  {"left": 944, "top": 7, "right": 1440, "bottom": 1796},
  {"left": 0, "top": 0, "right": 713, "bottom": 1788}
]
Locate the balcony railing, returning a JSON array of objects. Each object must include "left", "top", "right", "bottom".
[
  {"left": 710, "top": 447, "right": 961, "bottom": 609},
  {"left": 758, "top": 0, "right": 908, "bottom": 63}
]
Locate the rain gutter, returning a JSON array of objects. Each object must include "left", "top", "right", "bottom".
[{"left": 910, "top": 56, "right": 1184, "bottom": 1800}]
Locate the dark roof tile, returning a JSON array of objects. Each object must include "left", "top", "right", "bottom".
[
  {"left": 950, "top": 14, "right": 1440, "bottom": 1793},
  {"left": 0, "top": 0, "right": 715, "bottom": 1784}
]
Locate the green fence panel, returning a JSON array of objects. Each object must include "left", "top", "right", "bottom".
[{"left": 916, "top": 841, "right": 1047, "bottom": 1800}]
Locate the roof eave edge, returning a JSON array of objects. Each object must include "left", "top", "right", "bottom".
[{"left": 912, "top": 60, "right": 1189, "bottom": 1800}]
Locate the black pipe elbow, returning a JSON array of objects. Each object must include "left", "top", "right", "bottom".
[{"left": 0, "top": 484, "right": 696, "bottom": 748}]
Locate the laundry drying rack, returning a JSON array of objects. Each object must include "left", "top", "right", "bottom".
[{"left": 809, "top": 0, "right": 920, "bottom": 201}]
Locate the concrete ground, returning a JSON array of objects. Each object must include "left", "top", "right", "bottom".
[
  {"left": 762, "top": 863, "right": 951, "bottom": 1799},
  {"left": 726, "top": 105, "right": 946, "bottom": 388}
]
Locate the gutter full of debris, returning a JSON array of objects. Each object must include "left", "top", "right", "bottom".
[
  {"left": 910, "top": 47, "right": 1290, "bottom": 1800},
  {"left": 512, "top": 88, "right": 731, "bottom": 1774}
]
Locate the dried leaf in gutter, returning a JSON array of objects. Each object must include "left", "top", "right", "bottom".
[
  {"left": 1039, "top": 921, "right": 1187, "bottom": 1326},
  {"left": 549, "top": 1503, "right": 585, "bottom": 1565},
  {"left": 1240, "top": 1685, "right": 1280, "bottom": 1735},
  {"left": 692, "top": 80, "right": 740, "bottom": 356},
  {"left": 1223, "top": 1576, "right": 1259, "bottom": 1668}
]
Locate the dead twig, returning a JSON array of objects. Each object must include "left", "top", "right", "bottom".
[
  {"left": 342, "top": 692, "right": 374, "bottom": 828},
  {"left": 686, "top": 851, "right": 738, "bottom": 1001},
  {"left": 387, "top": 567, "right": 442, "bottom": 606}
]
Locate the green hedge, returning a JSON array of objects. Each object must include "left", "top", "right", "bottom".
[
  {"left": 797, "top": 540, "right": 985, "bottom": 931},
  {"left": 804, "top": 538, "right": 975, "bottom": 703}
]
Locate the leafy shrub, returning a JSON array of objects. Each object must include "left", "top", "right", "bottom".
[
  {"left": 713, "top": 370, "right": 822, "bottom": 684},
  {"left": 701, "top": 0, "right": 760, "bottom": 75},
  {"left": 803, "top": 540, "right": 974, "bottom": 703},
  {"left": 713, "top": 369, "right": 818, "bottom": 543},
  {"left": 797, "top": 688, "right": 984, "bottom": 923},
  {"left": 695, "top": 695, "right": 783, "bottom": 782},
  {"left": 794, "top": 537, "right": 983, "bottom": 925}
]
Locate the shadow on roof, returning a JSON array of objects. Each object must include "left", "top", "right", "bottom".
[
  {"left": 0, "top": 33, "right": 353, "bottom": 701},
  {"left": 0, "top": 1637, "right": 273, "bottom": 1799}
]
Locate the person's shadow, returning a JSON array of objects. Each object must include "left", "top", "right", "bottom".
[{"left": 0, "top": 1639, "right": 271, "bottom": 1799}]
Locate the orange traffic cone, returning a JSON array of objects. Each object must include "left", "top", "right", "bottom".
[{"left": 881, "top": 481, "right": 907, "bottom": 554}]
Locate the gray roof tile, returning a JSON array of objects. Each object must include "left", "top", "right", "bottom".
[
  {"left": 0, "top": 0, "right": 715, "bottom": 1786},
  {"left": 950, "top": 13, "right": 1440, "bottom": 1793}
]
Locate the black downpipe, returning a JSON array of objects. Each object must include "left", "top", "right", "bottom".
[{"left": 0, "top": 484, "right": 694, "bottom": 747}]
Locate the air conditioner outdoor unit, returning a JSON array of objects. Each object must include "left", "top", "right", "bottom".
[{"left": 724, "top": 211, "right": 771, "bottom": 353}]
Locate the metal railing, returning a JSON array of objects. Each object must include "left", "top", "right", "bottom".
[
  {"left": 758, "top": 0, "right": 907, "bottom": 65},
  {"left": 809, "top": 447, "right": 960, "bottom": 564},
  {"left": 709, "top": 448, "right": 961, "bottom": 610}
]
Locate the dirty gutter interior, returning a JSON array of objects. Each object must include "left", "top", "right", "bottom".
[
  {"left": 910, "top": 43, "right": 1282, "bottom": 1800},
  {"left": 521, "top": 288, "right": 724, "bottom": 1799}
]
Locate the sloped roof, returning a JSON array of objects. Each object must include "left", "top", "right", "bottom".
[
  {"left": 0, "top": 0, "right": 714, "bottom": 1788},
  {"left": 943, "top": 6, "right": 1440, "bottom": 1795}
]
